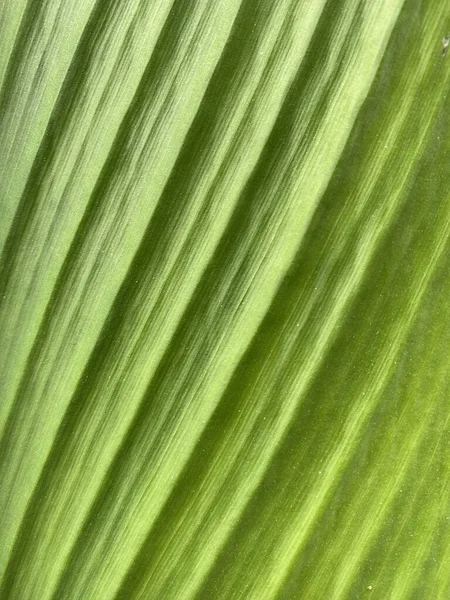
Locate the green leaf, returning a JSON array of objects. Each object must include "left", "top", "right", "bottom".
[{"left": 1, "top": 0, "right": 449, "bottom": 598}]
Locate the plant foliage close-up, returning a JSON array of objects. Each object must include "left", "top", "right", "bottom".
[{"left": 1, "top": 0, "right": 450, "bottom": 598}]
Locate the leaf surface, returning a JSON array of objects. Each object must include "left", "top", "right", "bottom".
[{"left": 1, "top": 0, "right": 449, "bottom": 598}]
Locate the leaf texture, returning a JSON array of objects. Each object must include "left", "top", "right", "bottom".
[{"left": 1, "top": 0, "right": 450, "bottom": 598}]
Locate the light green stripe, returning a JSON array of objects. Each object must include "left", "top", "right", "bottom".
[
  {"left": 0, "top": 0, "right": 243, "bottom": 586},
  {"left": 0, "top": 0, "right": 175, "bottom": 435}
]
